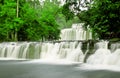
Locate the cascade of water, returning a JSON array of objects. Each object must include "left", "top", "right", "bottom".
[
  {"left": 66, "top": 42, "right": 84, "bottom": 62},
  {"left": 22, "top": 43, "right": 30, "bottom": 58},
  {"left": 0, "top": 23, "right": 119, "bottom": 66},
  {"left": 41, "top": 43, "right": 60, "bottom": 59},
  {"left": 0, "top": 23, "right": 89, "bottom": 61},
  {"left": 4, "top": 41, "right": 79, "bottom": 62},
  {"left": 1, "top": 47, "right": 6, "bottom": 57},
  {"left": 11, "top": 45, "right": 21, "bottom": 58},
  {"left": 83, "top": 42, "right": 90, "bottom": 61},
  {"left": 39, "top": 41, "right": 84, "bottom": 62},
  {"left": 108, "top": 49, "right": 120, "bottom": 65},
  {"left": 0, "top": 40, "right": 119, "bottom": 65},
  {"left": 40, "top": 43, "right": 54, "bottom": 59},
  {"left": 110, "top": 43, "right": 120, "bottom": 52},
  {"left": 6, "top": 45, "right": 14, "bottom": 57},
  {"left": 34, "top": 43, "right": 41, "bottom": 59},
  {"left": 87, "top": 48, "right": 111, "bottom": 65},
  {"left": 87, "top": 41, "right": 110, "bottom": 64},
  {"left": 86, "top": 41, "right": 120, "bottom": 65},
  {"left": 60, "top": 23, "right": 92, "bottom": 40}
]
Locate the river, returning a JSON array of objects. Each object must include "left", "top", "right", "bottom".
[
  {"left": 0, "top": 24, "right": 119, "bottom": 78},
  {"left": 0, "top": 59, "right": 120, "bottom": 78}
]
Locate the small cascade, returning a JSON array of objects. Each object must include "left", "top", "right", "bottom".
[
  {"left": 66, "top": 42, "right": 84, "bottom": 62},
  {"left": 60, "top": 23, "right": 92, "bottom": 40},
  {"left": 87, "top": 41, "right": 120, "bottom": 66},
  {"left": 87, "top": 41, "right": 110, "bottom": 64},
  {"left": 40, "top": 43, "right": 60, "bottom": 59},
  {"left": 108, "top": 49, "right": 120, "bottom": 65},
  {"left": 110, "top": 42, "right": 120, "bottom": 52},
  {"left": 40, "top": 41, "right": 85, "bottom": 62},
  {"left": 22, "top": 42, "right": 30, "bottom": 58}
]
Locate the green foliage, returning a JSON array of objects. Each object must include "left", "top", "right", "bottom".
[
  {"left": 37, "top": 0, "right": 60, "bottom": 40},
  {"left": 0, "top": 0, "right": 17, "bottom": 41},
  {"left": 62, "top": 0, "right": 92, "bottom": 21},
  {"left": 78, "top": 0, "right": 120, "bottom": 39},
  {"left": 62, "top": 3, "right": 75, "bottom": 21},
  {"left": 61, "top": 0, "right": 120, "bottom": 39},
  {"left": 61, "top": 0, "right": 92, "bottom": 29},
  {"left": 56, "top": 13, "right": 74, "bottom": 29},
  {"left": 0, "top": 0, "right": 61, "bottom": 41},
  {"left": 109, "top": 38, "right": 120, "bottom": 42}
]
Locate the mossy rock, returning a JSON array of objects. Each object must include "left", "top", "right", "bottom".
[{"left": 109, "top": 38, "right": 120, "bottom": 42}]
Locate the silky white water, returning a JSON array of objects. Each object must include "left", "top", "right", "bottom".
[
  {"left": 60, "top": 23, "right": 92, "bottom": 40},
  {"left": 0, "top": 23, "right": 119, "bottom": 67},
  {"left": 0, "top": 40, "right": 119, "bottom": 66},
  {"left": 0, "top": 24, "right": 120, "bottom": 78}
]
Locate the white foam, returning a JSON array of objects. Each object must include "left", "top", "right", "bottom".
[
  {"left": 76, "top": 64, "right": 120, "bottom": 72},
  {"left": 27, "top": 59, "right": 82, "bottom": 65}
]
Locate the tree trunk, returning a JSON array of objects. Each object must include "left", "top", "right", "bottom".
[
  {"left": 15, "top": 0, "right": 19, "bottom": 41},
  {"left": 17, "top": 0, "right": 19, "bottom": 18},
  {"left": 11, "top": 31, "right": 14, "bottom": 41}
]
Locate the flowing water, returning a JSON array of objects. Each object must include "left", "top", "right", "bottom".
[
  {"left": 1, "top": 60, "right": 120, "bottom": 78},
  {"left": 0, "top": 24, "right": 120, "bottom": 78},
  {"left": 60, "top": 23, "right": 92, "bottom": 40}
]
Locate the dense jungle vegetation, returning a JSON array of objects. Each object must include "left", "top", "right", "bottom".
[
  {"left": 0, "top": 0, "right": 120, "bottom": 41},
  {"left": 63, "top": 0, "right": 120, "bottom": 40}
]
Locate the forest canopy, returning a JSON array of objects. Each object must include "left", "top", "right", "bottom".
[
  {"left": 0, "top": 0, "right": 119, "bottom": 41},
  {"left": 62, "top": 0, "right": 120, "bottom": 39},
  {"left": 0, "top": 0, "right": 61, "bottom": 41}
]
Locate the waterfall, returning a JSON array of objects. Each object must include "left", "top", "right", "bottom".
[
  {"left": 0, "top": 23, "right": 91, "bottom": 62},
  {"left": 0, "top": 23, "right": 119, "bottom": 66},
  {"left": 0, "top": 41, "right": 85, "bottom": 62},
  {"left": 0, "top": 40, "right": 119, "bottom": 64},
  {"left": 86, "top": 41, "right": 120, "bottom": 66},
  {"left": 0, "top": 40, "right": 119, "bottom": 65},
  {"left": 66, "top": 42, "right": 84, "bottom": 62},
  {"left": 87, "top": 41, "right": 110, "bottom": 64},
  {"left": 60, "top": 23, "right": 92, "bottom": 40}
]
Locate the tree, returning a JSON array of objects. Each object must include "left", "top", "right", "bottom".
[
  {"left": 0, "top": 0, "right": 61, "bottom": 41},
  {"left": 37, "top": 0, "right": 61, "bottom": 41},
  {"left": 61, "top": 0, "right": 120, "bottom": 39},
  {"left": 17, "top": 0, "right": 42, "bottom": 41},
  {"left": 0, "top": 0, "right": 22, "bottom": 41},
  {"left": 61, "top": 0, "right": 92, "bottom": 21},
  {"left": 78, "top": 0, "right": 120, "bottom": 39}
]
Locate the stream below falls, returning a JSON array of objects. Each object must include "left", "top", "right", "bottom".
[
  {"left": 0, "top": 59, "right": 120, "bottom": 78},
  {"left": 0, "top": 23, "right": 120, "bottom": 78}
]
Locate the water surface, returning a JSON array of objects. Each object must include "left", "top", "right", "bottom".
[{"left": 0, "top": 60, "right": 120, "bottom": 78}]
